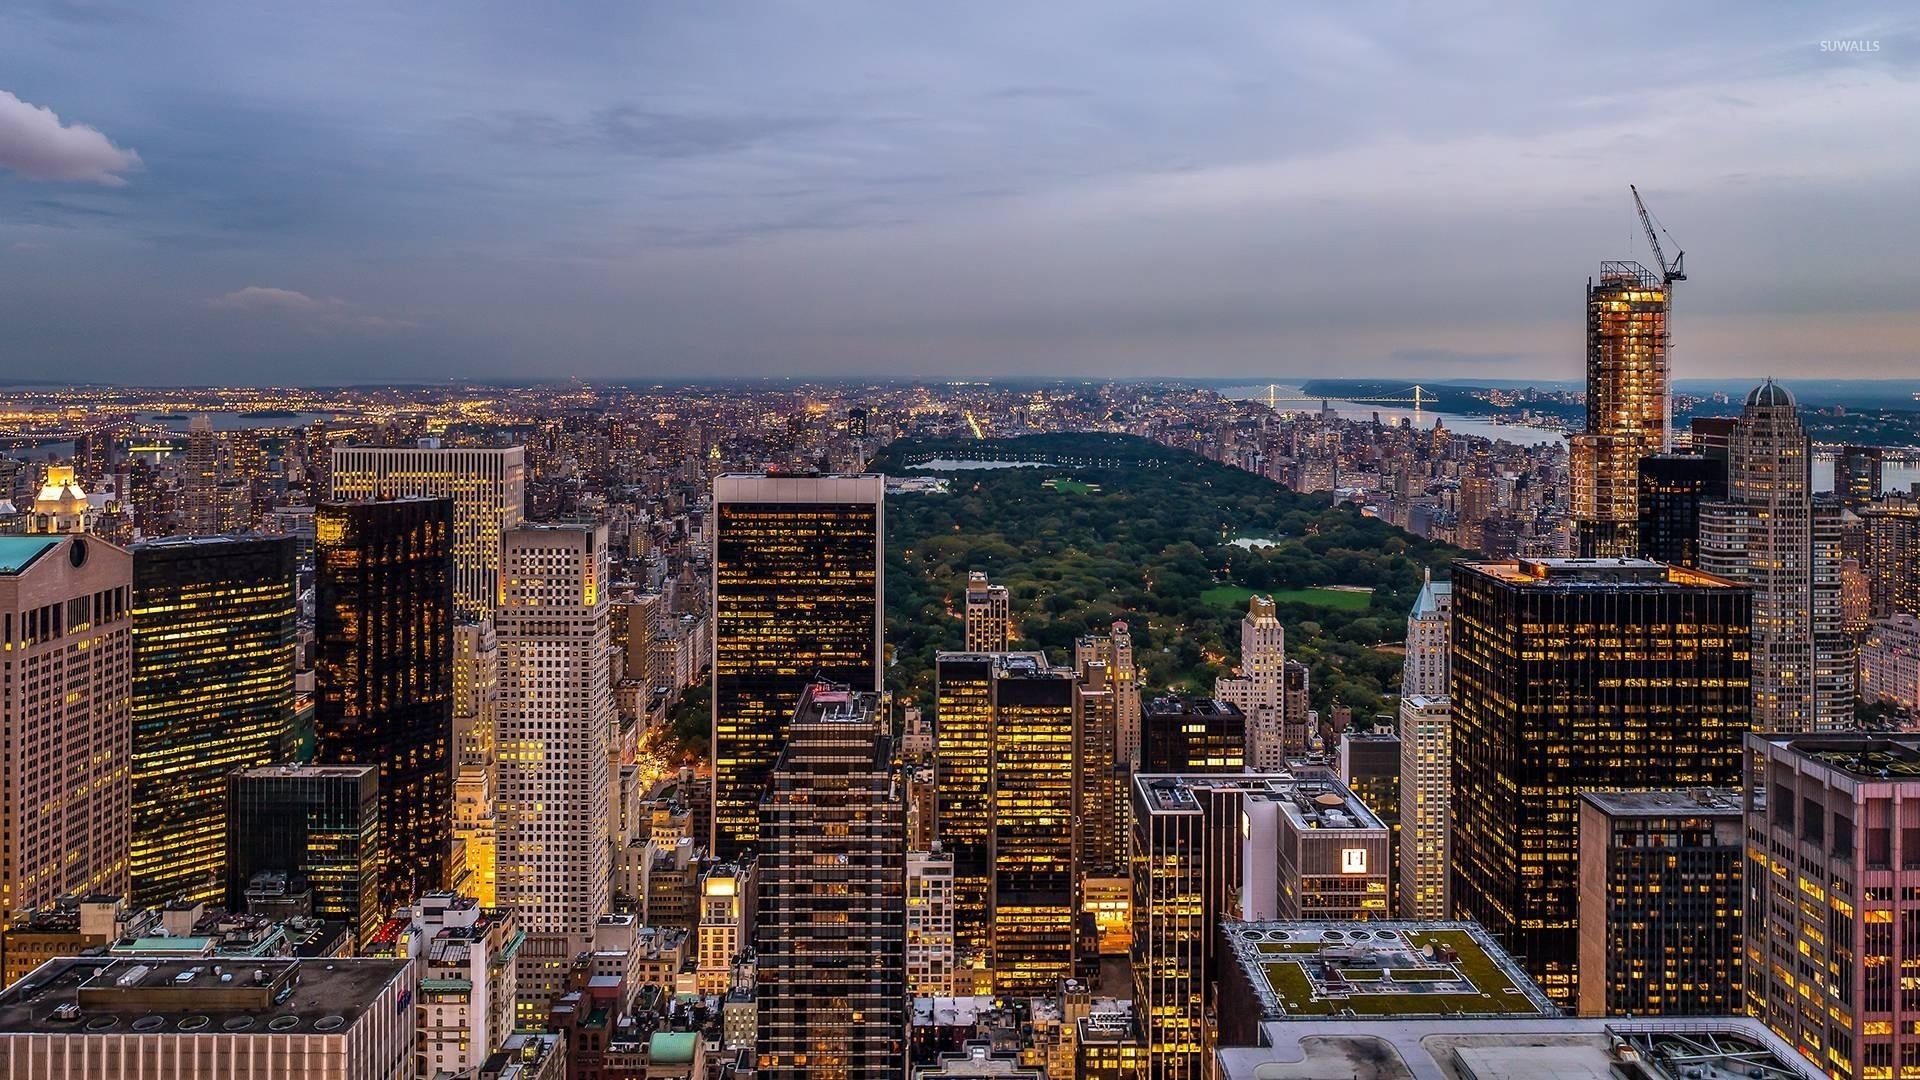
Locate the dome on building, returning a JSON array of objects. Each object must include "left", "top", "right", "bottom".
[{"left": 1745, "top": 378, "right": 1796, "bottom": 409}]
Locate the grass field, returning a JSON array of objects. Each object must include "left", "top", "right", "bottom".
[
  {"left": 1203, "top": 585, "right": 1374, "bottom": 611},
  {"left": 1045, "top": 478, "right": 1098, "bottom": 494}
]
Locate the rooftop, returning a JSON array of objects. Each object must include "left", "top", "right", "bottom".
[
  {"left": 1580, "top": 788, "right": 1742, "bottom": 817},
  {"left": 1758, "top": 733, "right": 1920, "bottom": 780},
  {"left": 0, "top": 957, "right": 409, "bottom": 1037},
  {"left": 0, "top": 536, "right": 60, "bottom": 575},
  {"left": 1222, "top": 921, "right": 1556, "bottom": 1021},
  {"left": 1217, "top": 1017, "right": 1820, "bottom": 1080},
  {"left": 1462, "top": 557, "right": 1738, "bottom": 590}
]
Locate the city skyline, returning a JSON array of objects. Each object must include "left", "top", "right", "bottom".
[{"left": 2, "top": 4, "right": 1917, "bottom": 383}]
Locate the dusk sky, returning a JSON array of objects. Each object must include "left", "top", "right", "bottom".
[{"left": 1, "top": 2, "right": 1915, "bottom": 385}]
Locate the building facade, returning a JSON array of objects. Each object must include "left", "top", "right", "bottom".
[
  {"left": 1571, "top": 261, "right": 1670, "bottom": 557},
  {"left": 129, "top": 534, "right": 297, "bottom": 908},
  {"left": 329, "top": 444, "right": 526, "bottom": 621},
  {"left": 1636, "top": 452, "right": 1727, "bottom": 568},
  {"left": 227, "top": 764, "right": 383, "bottom": 948},
  {"left": 1449, "top": 557, "right": 1749, "bottom": 1006},
  {"left": 315, "top": 498, "right": 456, "bottom": 910},
  {"left": 1142, "top": 696, "right": 1245, "bottom": 774},
  {"left": 1860, "top": 614, "right": 1920, "bottom": 714},
  {"left": 963, "top": 571, "right": 1010, "bottom": 652},
  {"left": 1396, "top": 695, "right": 1451, "bottom": 920},
  {"left": 907, "top": 848, "right": 957, "bottom": 997},
  {"left": 711, "top": 474, "right": 884, "bottom": 859}
]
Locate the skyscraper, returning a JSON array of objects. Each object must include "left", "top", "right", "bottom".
[
  {"left": 989, "top": 654, "right": 1079, "bottom": 996},
  {"left": 1700, "top": 381, "right": 1853, "bottom": 732},
  {"left": 964, "top": 570, "right": 1011, "bottom": 651},
  {"left": 452, "top": 620, "right": 499, "bottom": 905},
  {"left": 1396, "top": 694, "right": 1451, "bottom": 919},
  {"left": 1835, "top": 444, "right": 1885, "bottom": 508},
  {"left": 0, "top": 536, "right": 132, "bottom": 968},
  {"left": 129, "top": 534, "right": 297, "bottom": 908},
  {"left": 227, "top": 764, "right": 382, "bottom": 947},
  {"left": 711, "top": 474, "right": 883, "bottom": 859},
  {"left": 1214, "top": 596, "right": 1288, "bottom": 768},
  {"left": 180, "top": 413, "right": 222, "bottom": 535},
  {"left": 1576, "top": 789, "right": 1743, "bottom": 1018},
  {"left": 495, "top": 523, "right": 613, "bottom": 1022},
  {"left": 329, "top": 444, "right": 526, "bottom": 620},
  {"left": 1571, "top": 261, "right": 1670, "bottom": 557},
  {"left": 755, "top": 684, "right": 905, "bottom": 1080},
  {"left": 1073, "top": 660, "right": 1124, "bottom": 878},
  {"left": 315, "top": 497, "right": 455, "bottom": 911},
  {"left": 1076, "top": 623, "right": 1142, "bottom": 768},
  {"left": 934, "top": 652, "right": 997, "bottom": 953},
  {"left": 906, "top": 848, "right": 957, "bottom": 997},
  {"left": 1450, "top": 557, "right": 1749, "bottom": 1005},
  {"left": 1636, "top": 453, "right": 1726, "bottom": 568},
  {"left": 1399, "top": 570, "right": 1450, "bottom": 698}
]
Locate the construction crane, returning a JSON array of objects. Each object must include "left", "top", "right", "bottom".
[{"left": 1630, "top": 184, "right": 1686, "bottom": 285}]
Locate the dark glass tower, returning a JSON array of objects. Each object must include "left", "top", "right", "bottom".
[
  {"left": 315, "top": 497, "right": 455, "bottom": 910},
  {"left": 1635, "top": 453, "right": 1727, "bottom": 568},
  {"left": 130, "top": 534, "right": 298, "bottom": 908},
  {"left": 711, "top": 475, "right": 883, "bottom": 860},
  {"left": 1836, "top": 445, "right": 1885, "bottom": 509},
  {"left": 227, "top": 764, "right": 382, "bottom": 947},
  {"left": 1449, "top": 557, "right": 1749, "bottom": 1007},
  {"left": 755, "top": 684, "right": 904, "bottom": 1080},
  {"left": 988, "top": 654, "right": 1078, "bottom": 997},
  {"left": 934, "top": 652, "right": 997, "bottom": 953},
  {"left": 1141, "top": 695, "right": 1246, "bottom": 774}
]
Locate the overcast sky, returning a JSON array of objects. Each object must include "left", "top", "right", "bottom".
[{"left": 1, "top": 2, "right": 1916, "bottom": 385}]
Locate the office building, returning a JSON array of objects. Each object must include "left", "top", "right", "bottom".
[
  {"left": 0, "top": 956, "right": 415, "bottom": 1080},
  {"left": 697, "top": 861, "right": 755, "bottom": 995},
  {"left": 180, "top": 413, "right": 224, "bottom": 535},
  {"left": 452, "top": 620, "right": 499, "bottom": 905},
  {"left": 711, "top": 474, "right": 883, "bottom": 859},
  {"left": 1836, "top": 444, "right": 1885, "bottom": 508},
  {"left": 964, "top": 571, "right": 1010, "bottom": 651},
  {"left": 329, "top": 443, "right": 526, "bottom": 620},
  {"left": 315, "top": 497, "right": 455, "bottom": 910},
  {"left": 1636, "top": 453, "right": 1726, "bottom": 568},
  {"left": 1242, "top": 777, "right": 1392, "bottom": 921},
  {"left": 907, "top": 848, "right": 958, "bottom": 996},
  {"left": 1399, "top": 570, "right": 1451, "bottom": 698},
  {"left": 1700, "top": 381, "right": 1853, "bottom": 732},
  {"left": 366, "top": 892, "right": 518, "bottom": 1079},
  {"left": 988, "top": 654, "right": 1078, "bottom": 996},
  {"left": 1073, "top": 659, "right": 1124, "bottom": 878},
  {"left": 1576, "top": 789, "right": 1742, "bottom": 1018},
  {"left": 1214, "top": 596, "right": 1292, "bottom": 768},
  {"left": 1337, "top": 727, "right": 1399, "bottom": 903},
  {"left": 0, "top": 536, "right": 132, "bottom": 972},
  {"left": 1571, "top": 261, "right": 1671, "bottom": 557},
  {"left": 129, "top": 534, "right": 297, "bottom": 909},
  {"left": 934, "top": 652, "right": 997, "bottom": 952},
  {"left": 1450, "top": 557, "right": 1749, "bottom": 1005},
  {"left": 1396, "top": 695, "right": 1451, "bottom": 920},
  {"left": 227, "top": 764, "right": 382, "bottom": 947},
  {"left": 755, "top": 684, "right": 905, "bottom": 1080},
  {"left": 495, "top": 523, "right": 613, "bottom": 1022},
  {"left": 1075, "top": 623, "right": 1142, "bottom": 768},
  {"left": 1744, "top": 733, "right": 1920, "bottom": 1080},
  {"left": 1860, "top": 614, "right": 1920, "bottom": 714},
  {"left": 1142, "top": 695, "right": 1245, "bottom": 774}
]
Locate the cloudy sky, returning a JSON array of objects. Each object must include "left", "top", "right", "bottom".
[{"left": 1, "top": 2, "right": 1915, "bottom": 385}]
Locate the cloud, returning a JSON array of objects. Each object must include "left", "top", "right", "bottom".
[
  {"left": 0, "top": 89, "right": 141, "bottom": 184},
  {"left": 208, "top": 285, "right": 339, "bottom": 313}
]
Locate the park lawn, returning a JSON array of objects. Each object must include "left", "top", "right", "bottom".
[
  {"left": 1201, "top": 585, "right": 1259, "bottom": 608},
  {"left": 1045, "top": 478, "right": 1099, "bottom": 494},
  {"left": 1204, "top": 585, "right": 1374, "bottom": 611}
]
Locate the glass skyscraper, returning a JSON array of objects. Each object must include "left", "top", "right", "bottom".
[
  {"left": 130, "top": 534, "right": 298, "bottom": 908},
  {"left": 710, "top": 474, "right": 883, "bottom": 859},
  {"left": 1449, "top": 557, "right": 1749, "bottom": 1006},
  {"left": 1572, "top": 262, "right": 1670, "bottom": 558},
  {"left": 227, "top": 764, "right": 383, "bottom": 947},
  {"left": 315, "top": 497, "right": 455, "bottom": 911}
]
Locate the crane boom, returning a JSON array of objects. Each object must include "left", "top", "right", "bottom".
[{"left": 1630, "top": 184, "right": 1686, "bottom": 284}]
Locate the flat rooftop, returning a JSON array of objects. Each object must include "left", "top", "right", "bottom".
[
  {"left": 1580, "top": 788, "right": 1742, "bottom": 816},
  {"left": 1461, "top": 558, "right": 1737, "bottom": 590},
  {"left": 1757, "top": 734, "right": 1920, "bottom": 780},
  {"left": 1133, "top": 773, "right": 1317, "bottom": 816},
  {"left": 0, "top": 957, "right": 409, "bottom": 1037},
  {"left": 1222, "top": 921, "right": 1555, "bottom": 1021},
  {"left": 1217, "top": 1017, "right": 1821, "bottom": 1080}
]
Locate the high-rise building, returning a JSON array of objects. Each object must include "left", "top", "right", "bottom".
[
  {"left": 697, "top": 861, "right": 755, "bottom": 995},
  {"left": 755, "top": 684, "right": 905, "bottom": 1080},
  {"left": 1076, "top": 623, "right": 1142, "bottom": 768},
  {"left": 1636, "top": 453, "right": 1726, "bottom": 568},
  {"left": 1399, "top": 571, "right": 1451, "bottom": 698},
  {"left": 988, "top": 654, "right": 1078, "bottom": 997},
  {"left": 1861, "top": 614, "right": 1920, "bottom": 714},
  {"left": 1576, "top": 789, "right": 1743, "bottom": 1019},
  {"left": 1836, "top": 444, "right": 1885, "bottom": 508},
  {"left": 934, "top": 652, "right": 997, "bottom": 954},
  {"left": 1396, "top": 695, "right": 1451, "bottom": 919},
  {"left": 1859, "top": 500, "right": 1920, "bottom": 619},
  {"left": 180, "top": 413, "right": 223, "bottom": 536},
  {"left": 452, "top": 620, "right": 499, "bottom": 905},
  {"left": 227, "top": 764, "right": 382, "bottom": 947},
  {"left": 1571, "top": 262, "right": 1670, "bottom": 557},
  {"left": 0, "top": 536, "right": 132, "bottom": 970},
  {"left": 329, "top": 444, "right": 526, "bottom": 620},
  {"left": 314, "top": 497, "right": 455, "bottom": 910},
  {"left": 1337, "top": 727, "right": 1399, "bottom": 903},
  {"left": 129, "top": 534, "right": 297, "bottom": 908},
  {"left": 1073, "top": 659, "right": 1124, "bottom": 878},
  {"left": 1214, "top": 597, "right": 1288, "bottom": 768},
  {"left": 1743, "top": 733, "right": 1920, "bottom": 1080},
  {"left": 1700, "top": 381, "right": 1853, "bottom": 732},
  {"left": 906, "top": 847, "right": 957, "bottom": 997},
  {"left": 495, "top": 523, "right": 613, "bottom": 1023},
  {"left": 711, "top": 474, "right": 883, "bottom": 859},
  {"left": 964, "top": 570, "right": 1011, "bottom": 651},
  {"left": 1450, "top": 557, "right": 1749, "bottom": 1005},
  {"left": 1142, "top": 695, "right": 1245, "bottom": 774}
]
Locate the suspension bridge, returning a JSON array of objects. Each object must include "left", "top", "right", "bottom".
[{"left": 1259, "top": 384, "right": 1438, "bottom": 409}]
